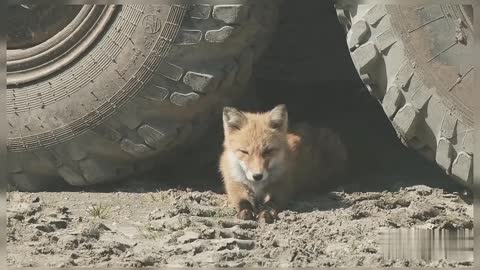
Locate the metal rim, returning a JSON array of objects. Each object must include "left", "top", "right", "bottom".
[{"left": 7, "top": 5, "right": 118, "bottom": 86}]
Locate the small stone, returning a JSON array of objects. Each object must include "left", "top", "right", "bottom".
[
  {"left": 353, "top": 193, "right": 382, "bottom": 203},
  {"left": 136, "top": 255, "right": 156, "bottom": 267},
  {"left": 215, "top": 239, "right": 255, "bottom": 251},
  {"left": 9, "top": 212, "right": 25, "bottom": 221},
  {"left": 230, "top": 226, "right": 254, "bottom": 240},
  {"left": 148, "top": 209, "right": 167, "bottom": 220},
  {"left": 34, "top": 224, "right": 55, "bottom": 233},
  {"left": 406, "top": 185, "right": 433, "bottom": 196},
  {"left": 26, "top": 216, "right": 37, "bottom": 224},
  {"left": 81, "top": 223, "right": 110, "bottom": 239},
  {"left": 410, "top": 203, "right": 441, "bottom": 221},
  {"left": 201, "top": 228, "right": 216, "bottom": 239},
  {"left": 58, "top": 235, "right": 79, "bottom": 250},
  {"left": 48, "top": 219, "right": 68, "bottom": 229},
  {"left": 394, "top": 198, "right": 411, "bottom": 207},
  {"left": 177, "top": 231, "right": 200, "bottom": 243},
  {"left": 57, "top": 206, "right": 69, "bottom": 214},
  {"left": 150, "top": 214, "right": 192, "bottom": 231},
  {"left": 351, "top": 210, "right": 370, "bottom": 219},
  {"left": 219, "top": 218, "right": 257, "bottom": 229},
  {"left": 363, "top": 247, "right": 377, "bottom": 253},
  {"left": 9, "top": 202, "right": 42, "bottom": 217}
]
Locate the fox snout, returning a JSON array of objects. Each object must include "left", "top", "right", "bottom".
[
  {"left": 241, "top": 157, "right": 270, "bottom": 182},
  {"left": 245, "top": 168, "right": 269, "bottom": 182}
]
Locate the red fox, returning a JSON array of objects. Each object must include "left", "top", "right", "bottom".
[{"left": 219, "top": 105, "right": 348, "bottom": 223}]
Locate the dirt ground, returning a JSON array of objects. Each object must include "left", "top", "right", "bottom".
[{"left": 7, "top": 173, "right": 473, "bottom": 268}]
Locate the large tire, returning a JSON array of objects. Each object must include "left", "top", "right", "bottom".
[
  {"left": 7, "top": 2, "right": 280, "bottom": 191},
  {"left": 335, "top": 3, "right": 474, "bottom": 188}
]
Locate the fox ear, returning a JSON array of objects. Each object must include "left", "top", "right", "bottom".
[
  {"left": 269, "top": 104, "right": 288, "bottom": 131},
  {"left": 223, "top": 107, "right": 247, "bottom": 132}
]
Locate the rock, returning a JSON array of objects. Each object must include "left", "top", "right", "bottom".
[
  {"left": 95, "top": 247, "right": 114, "bottom": 256},
  {"left": 272, "top": 237, "right": 290, "bottom": 248},
  {"left": 215, "top": 261, "right": 246, "bottom": 267},
  {"left": 110, "top": 241, "right": 131, "bottom": 252},
  {"left": 100, "top": 232, "right": 136, "bottom": 251},
  {"left": 405, "top": 185, "right": 433, "bottom": 196},
  {"left": 8, "top": 202, "right": 42, "bottom": 217},
  {"left": 167, "top": 204, "right": 191, "bottom": 217},
  {"left": 58, "top": 235, "right": 79, "bottom": 250},
  {"left": 81, "top": 223, "right": 111, "bottom": 239},
  {"left": 394, "top": 198, "right": 411, "bottom": 207},
  {"left": 201, "top": 228, "right": 216, "bottom": 239},
  {"left": 229, "top": 226, "right": 254, "bottom": 240},
  {"left": 47, "top": 212, "right": 58, "bottom": 218},
  {"left": 57, "top": 206, "right": 70, "bottom": 214},
  {"left": 109, "top": 223, "right": 140, "bottom": 239},
  {"left": 8, "top": 212, "right": 25, "bottom": 221},
  {"left": 34, "top": 224, "right": 55, "bottom": 233},
  {"left": 416, "top": 223, "right": 436, "bottom": 230},
  {"left": 218, "top": 218, "right": 257, "bottom": 229},
  {"left": 176, "top": 241, "right": 205, "bottom": 255},
  {"left": 214, "top": 239, "right": 255, "bottom": 251},
  {"left": 177, "top": 231, "right": 200, "bottom": 243},
  {"left": 409, "top": 203, "right": 441, "bottom": 221},
  {"left": 438, "top": 218, "right": 473, "bottom": 229},
  {"left": 352, "top": 193, "right": 382, "bottom": 203},
  {"left": 150, "top": 214, "right": 191, "bottom": 231},
  {"left": 375, "top": 198, "right": 410, "bottom": 209},
  {"left": 189, "top": 192, "right": 203, "bottom": 203},
  {"left": 136, "top": 255, "right": 156, "bottom": 266},
  {"left": 49, "top": 219, "right": 68, "bottom": 229},
  {"left": 351, "top": 210, "right": 370, "bottom": 219},
  {"left": 191, "top": 207, "right": 217, "bottom": 217},
  {"left": 362, "top": 247, "right": 377, "bottom": 253},
  {"left": 26, "top": 216, "right": 38, "bottom": 224},
  {"left": 148, "top": 209, "right": 167, "bottom": 220}
]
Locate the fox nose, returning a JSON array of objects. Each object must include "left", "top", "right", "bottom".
[{"left": 253, "top": 173, "right": 263, "bottom": 181}]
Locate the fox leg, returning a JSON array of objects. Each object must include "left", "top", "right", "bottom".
[
  {"left": 266, "top": 184, "right": 295, "bottom": 209},
  {"left": 256, "top": 194, "right": 280, "bottom": 223},
  {"left": 257, "top": 188, "right": 295, "bottom": 223},
  {"left": 223, "top": 180, "right": 256, "bottom": 220}
]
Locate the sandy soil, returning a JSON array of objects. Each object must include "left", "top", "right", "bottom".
[{"left": 7, "top": 177, "right": 473, "bottom": 268}]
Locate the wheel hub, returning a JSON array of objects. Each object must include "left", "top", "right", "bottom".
[{"left": 7, "top": 5, "right": 118, "bottom": 86}]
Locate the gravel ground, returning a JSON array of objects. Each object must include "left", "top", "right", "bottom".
[{"left": 7, "top": 177, "right": 473, "bottom": 268}]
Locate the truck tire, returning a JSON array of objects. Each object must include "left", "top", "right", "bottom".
[
  {"left": 7, "top": 2, "right": 279, "bottom": 191},
  {"left": 335, "top": 3, "right": 474, "bottom": 187}
]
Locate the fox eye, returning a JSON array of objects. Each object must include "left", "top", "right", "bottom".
[
  {"left": 263, "top": 147, "right": 276, "bottom": 155},
  {"left": 238, "top": 149, "right": 249, "bottom": 155}
]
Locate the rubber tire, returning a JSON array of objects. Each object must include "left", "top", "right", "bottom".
[
  {"left": 7, "top": 2, "right": 280, "bottom": 191},
  {"left": 335, "top": 3, "right": 474, "bottom": 188}
]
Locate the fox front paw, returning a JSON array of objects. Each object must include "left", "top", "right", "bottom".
[
  {"left": 237, "top": 209, "right": 255, "bottom": 220},
  {"left": 257, "top": 210, "right": 276, "bottom": 224}
]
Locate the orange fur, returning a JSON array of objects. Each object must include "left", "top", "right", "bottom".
[{"left": 219, "top": 105, "right": 348, "bottom": 219}]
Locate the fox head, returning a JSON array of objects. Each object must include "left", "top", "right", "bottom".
[{"left": 222, "top": 104, "right": 289, "bottom": 183}]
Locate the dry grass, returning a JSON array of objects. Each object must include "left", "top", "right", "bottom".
[{"left": 86, "top": 203, "right": 110, "bottom": 219}]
